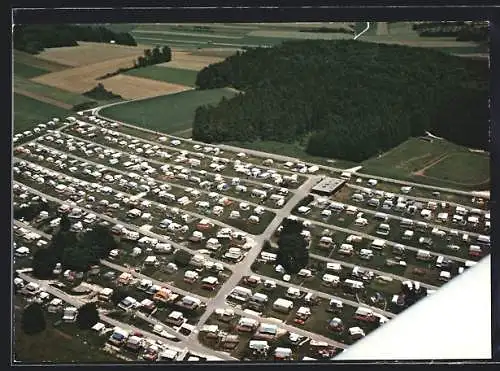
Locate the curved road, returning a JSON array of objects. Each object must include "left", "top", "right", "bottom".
[{"left": 91, "top": 103, "right": 489, "bottom": 199}]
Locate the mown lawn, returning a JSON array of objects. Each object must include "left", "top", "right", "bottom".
[
  {"left": 99, "top": 88, "right": 237, "bottom": 134},
  {"left": 124, "top": 66, "right": 198, "bottom": 87},
  {"left": 14, "top": 93, "right": 69, "bottom": 133},
  {"left": 424, "top": 151, "right": 490, "bottom": 185}
]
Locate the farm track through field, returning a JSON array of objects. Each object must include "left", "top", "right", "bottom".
[
  {"left": 14, "top": 88, "right": 73, "bottom": 109},
  {"left": 412, "top": 153, "right": 449, "bottom": 176},
  {"left": 396, "top": 153, "right": 432, "bottom": 169}
]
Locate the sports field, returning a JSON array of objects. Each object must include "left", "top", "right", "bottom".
[
  {"left": 14, "top": 93, "right": 69, "bottom": 133},
  {"left": 99, "top": 88, "right": 237, "bottom": 134},
  {"left": 361, "top": 137, "right": 490, "bottom": 190},
  {"left": 123, "top": 66, "right": 198, "bottom": 86}
]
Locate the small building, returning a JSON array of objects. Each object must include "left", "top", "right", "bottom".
[{"left": 311, "top": 177, "right": 346, "bottom": 197}]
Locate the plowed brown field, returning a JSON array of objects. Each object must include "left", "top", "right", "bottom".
[{"left": 158, "top": 50, "right": 225, "bottom": 71}]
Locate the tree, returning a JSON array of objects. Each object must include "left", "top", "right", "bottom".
[
  {"left": 59, "top": 214, "right": 71, "bottom": 232},
  {"left": 22, "top": 303, "right": 46, "bottom": 335},
  {"left": 173, "top": 250, "right": 193, "bottom": 267},
  {"left": 137, "top": 56, "right": 147, "bottom": 68},
  {"left": 191, "top": 39, "right": 488, "bottom": 160},
  {"left": 152, "top": 46, "right": 162, "bottom": 64},
  {"left": 276, "top": 218, "right": 309, "bottom": 274},
  {"left": 76, "top": 302, "right": 100, "bottom": 329},
  {"left": 161, "top": 45, "right": 172, "bottom": 62},
  {"left": 32, "top": 248, "right": 57, "bottom": 279},
  {"left": 110, "top": 287, "right": 131, "bottom": 306}
]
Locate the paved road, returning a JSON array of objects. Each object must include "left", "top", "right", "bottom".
[
  {"left": 78, "top": 117, "right": 300, "bottom": 178},
  {"left": 100, "top": 259, "right": 207, "bottom": 302},
  {"left": 17, "top": 273, "right": 235, "bottom": 360},
  {"left": 14, "top": 181, "right": 234, "bottom": 272},
  {"left": 13, "top": 219, "right": 207, "bottom": 303},
  {"left": 353, "top": 22, "right": 370, "bottom": 40},
  {"left": 293, "top": 216, "right": 471, "bottom": 264},
  {"left": 308, "top": 253, "right": 439, "bottom": 290},
  {"left": 208, "top": 303, "right": 348, "bottom": 350},
  {"left": 57, "top": 127, "right": 297, "bottom": 185},
  {"left": 194, "top": 176, "right": 320, "bottom": 328},
  {"left": 16, "top": 159, "right": 352, "bottom": 353},
  {"left": 346, "top": 183, "right": 488, "bottom": 215},
  {"left": 92, "top": 103, "right": 489, "bottom": 198},
  {"left": 311, "top": 193, "right": 484, "bottom": 238},
  {"left": 13, "top": 156, "right": 264, "bottom": 234},
  {"left": 13, "top": 220, "right": 234, "bottom": 359},
  {"left": 30, "top": 141, "right": 280, "bottom": 214},
  {"left": 248, "top": 272, "right": 396, "bottom": 319}
]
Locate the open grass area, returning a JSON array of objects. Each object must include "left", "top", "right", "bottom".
[
  {"left": 99, "top": 88, "right": 237, "bottom": 134},
  {"left": 14, "top": 93, "right": 69, "bottom": 133},
  {"left": 14, "top": 76, "right": 94, "bottom": 106},
  {"left": 424, "top": 152, "right": 490, "bottom": 185},
  {"left": 13, "top": 61, "right": 52, "bottom": 79},
  {"left": 124, "top": 66, "right": 198, "bottom": 87},
  {"left": 13, "top": 299, "right": 118, "bottom": 363},
  {"left": 361, "top": 137, "right": 490, "bottom": 190}
]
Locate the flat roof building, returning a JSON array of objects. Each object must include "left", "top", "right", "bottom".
[{"left": 311, "top": 177, "right": 346, "bottom": 196}]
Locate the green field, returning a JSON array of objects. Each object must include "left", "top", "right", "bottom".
[
  {"left": 14, "top": 76, "right": 94, "bottom": 106},
  {"left": 361, "top": 137, "right": 490, "bottom": 190},
  {"left": 424, "top": 152, "right": 490, "bottom": 185},
  {"left": 14, "top": 93, "right": 69, "bottom": 133},
  {"left": 124, "top": 66, "right": 198, "bottom": 86},
  {"left": 99, "top": 88, "right": 237, "bottom": 134},
  {"left": 13, "top": 61, "right": 51, "bottom": 79}
]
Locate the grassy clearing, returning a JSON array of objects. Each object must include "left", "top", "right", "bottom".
[
  {"left": 13, "top": 299, "right": 118, "bottom": 363},
  {"left": 100, "top": 88, "right": 237, "bottom": 134},
  {"left": 124, "top": 66, "right": 198, "bottom": 86},
  {"left": 14, "top": 76, "right": 93, "bottom": 106},
  {"left": 13, "top": 61, "right": 52, "bottom": 79},
  {"left": 361, "top": 137, "right": 489, "bottom": 190},
  {"left": 14, "top": 93, "right": 69, "bottom": 133},
  {"left": 424, "top": 152, "right": 490, "bottom": 185}
]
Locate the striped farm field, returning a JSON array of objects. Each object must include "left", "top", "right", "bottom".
[
  {"left": 13, "top": 61, "right": 52, "bottom": 79},
  {"left": 13, "top": 50, "right": 70, "bottom": 72},
  {"left": 14, "top": 76, "right": 93, "bottom": 106},
  {"left": 123, "top": 66, "right": 199, "bottom": 86}
]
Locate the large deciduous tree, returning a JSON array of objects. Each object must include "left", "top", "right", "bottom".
[
  {"left": 276, "top": 218, "right": 309, "bottom": 274},
  {"left": 76, "top": 302, "right": 100, "bottom": 329}
]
